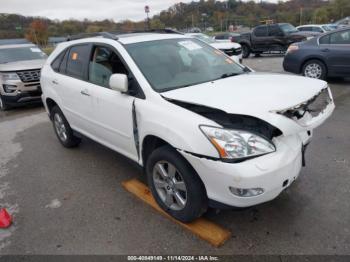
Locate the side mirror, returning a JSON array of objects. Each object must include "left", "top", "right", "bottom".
[{"left": 109, "top": 74, "right": 128, "bottom": 93}]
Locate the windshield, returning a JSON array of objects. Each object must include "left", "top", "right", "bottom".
[
  {"left": 192, "top": 34, "right": 215, "bottom": 44},
  {"left": 0, "top": 46, "right": 47, "bottom": 64},
  {"left": 280, "top": 23, "right": 298, "bottom": 34},
  {"left": 125, "top": 38, "right": 246, "bottom": 92}
]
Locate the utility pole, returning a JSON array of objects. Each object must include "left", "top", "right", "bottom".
[
  {"left": 145, "top": 5, "right": 150, "bottom": 30},
  {"left": 299, "top": 7, "right": 303, "bottom": 25}
]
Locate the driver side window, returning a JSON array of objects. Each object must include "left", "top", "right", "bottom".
[{"left": 89, "top": 45, "right": 128, "bottom": 88}]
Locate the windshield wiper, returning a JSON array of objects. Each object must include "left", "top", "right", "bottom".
[{"left": 220, "top": 72, "right": 241, "bottom": 79}]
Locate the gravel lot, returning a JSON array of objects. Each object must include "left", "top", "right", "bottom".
[{"left": 0, "top": 55, "right": 349, "bottom": 255}]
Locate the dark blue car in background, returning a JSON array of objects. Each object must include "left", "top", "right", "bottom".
[{"left": 283, "top": 28, "right": 350, "bottom": 80}]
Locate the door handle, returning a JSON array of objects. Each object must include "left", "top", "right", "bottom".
[
  {"left": 80, "top": 89, "right": 90, "bottom": 96},
  {"left": 52, "top": 80, "right": 59, "bottom": 85},
  {"left": 321, "top": 48, "right": 330, "bottom": 52}
]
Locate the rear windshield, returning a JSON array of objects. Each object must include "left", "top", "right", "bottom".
[
  {"left": 280, "top": 24, "right": 298, "bottom": 34},
  {"left": 0, "top": 46, "right": 47, "bottom": 64}
]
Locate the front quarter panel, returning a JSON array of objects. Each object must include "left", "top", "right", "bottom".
[{"left": 136, "top": 96, "right": 221, "bottom": 164}]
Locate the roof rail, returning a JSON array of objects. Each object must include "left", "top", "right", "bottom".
[
  {"left": 117, "top": 28, "right": 183, "bottom": 35},
  {"left": 67, "top": 32, "right": 118, "bottom": 41}
]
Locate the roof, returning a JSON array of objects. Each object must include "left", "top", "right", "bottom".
[
  {"left": 48, "top": 37, "right": 67, "bottom": 43},
  {"left": 66, "top": 32, "right": 188, "bottom": 45},
  {"left": 0, "top": 38, "right": 31, "bottom": 45},
  {"left": 297, "top": 25, "right": 322, "bottom": 27}
]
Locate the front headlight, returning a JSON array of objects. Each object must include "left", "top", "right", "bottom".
[
  {"left": 200, "top": 126, "right": 276, "bottom": 160},
  {"left": 0, "top": 72, "right": 20, "bottom": 81}
]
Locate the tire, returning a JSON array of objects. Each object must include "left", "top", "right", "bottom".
[
  {"left": 0, "top": 95, "right": 9, "bottom": 111},
  {"left": 51, "top": 106, "right": 81, "bottom": 148},
  {"left": 302, "top": 60, "right": 327, "bottom": 80},
  {"left": 146, "top": 146, "right": 207, "bottom": 223},
  {"left": 241, "top": 44, "right": 251, "bottom": 58}
]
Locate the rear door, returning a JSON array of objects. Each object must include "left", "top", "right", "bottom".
[
  {"left": 319, "top": 30, "right": 350, "bottom": 75},
  {"left": 53, "top": 43, "right": 95, "bottom": 131}
]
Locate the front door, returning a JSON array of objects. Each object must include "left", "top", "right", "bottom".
[{"left": 86, "top": 44, "right": 138, "bottom": 161}]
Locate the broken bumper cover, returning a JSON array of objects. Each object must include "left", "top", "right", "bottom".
[{"left": 179, "top": 133, "right": 305, "bottom": 208}]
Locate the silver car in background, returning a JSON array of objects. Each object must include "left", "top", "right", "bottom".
[{"left": 0, "top": 42, "right": 47, "bottom": 110}]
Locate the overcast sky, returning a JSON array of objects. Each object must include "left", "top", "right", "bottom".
[{"left": 1, "top": 0, "right": 283, "bottom": 22}]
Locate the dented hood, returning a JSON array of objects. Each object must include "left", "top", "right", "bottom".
[{"left": 162, "top": 73, "right": 330, "bottom": 133}]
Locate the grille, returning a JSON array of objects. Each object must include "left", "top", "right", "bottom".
[
  {"left": 16, "top": 69, "right": 41, "bottom": 83},
  {"left": 222, "top": 48, "right": 242, "bottom": 56}
]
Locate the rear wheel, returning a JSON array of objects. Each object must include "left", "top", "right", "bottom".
[
  {"left": 241, "top": 44, "right": 251, "bottom": 58},
  {"left": 51, "top": 106, "right": 81, "bottom": 148},
  {"left": 0, "top": 95, "right": 9, "bottom": 111},
  {"left": 146, "top": 146, "right": 207, "bottom": 223},
  {"left": 302, "top": 60, "right": 327, "bottom": 80}
]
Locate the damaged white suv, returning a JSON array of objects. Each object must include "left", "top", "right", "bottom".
[{"left": 41, "top": 32, "right": 334, "bottom": 222}]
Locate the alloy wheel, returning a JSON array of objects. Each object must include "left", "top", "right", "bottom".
[
  {"left": 152, "top": 161, "right": 187, "bottom": 211},
  {"left": 53, "top": 113, "right": 68, "bottom": 142},
  {"left": 304, "top": 63, "right": 322, "bottom": 79}
]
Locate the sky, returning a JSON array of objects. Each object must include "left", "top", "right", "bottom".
[{"left": 0, "top": 0, "right": 283, "bottom": 22}]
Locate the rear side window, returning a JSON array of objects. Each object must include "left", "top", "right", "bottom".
[
  {"left": 51, "top": 49, "right": 67, "bottom": 72},
  {"left": 330, "top": 30, "right": 350, "bottom": 44},
  {"left": 215, "top": 34, "right": 224, "bottom": 40},
  {"left": 66, "top": 44, "right": 91, "bottom": 80},
  {"left": 254, "top": 26, "right": 268, "bottom": 37}
]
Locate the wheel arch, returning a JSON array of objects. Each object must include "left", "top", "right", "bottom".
[
  {"left": 142, "top": 135, "right": 209, "bottom": 202},
  {"left": 141, "top": 135, "right": 175, "bottom": 167},
  {"left": 46, "top": 98, "right": 58, "bottom": 119}
]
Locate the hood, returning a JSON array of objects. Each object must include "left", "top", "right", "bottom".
[
  {"left": 0, "top": 59, "right": 46, "bottom": 72},
  {"left": 162, "top": 73, "right": 328, "bottom": 132},
  {"left": 211, "top": 42, "right": 241, "bottom": 50}
]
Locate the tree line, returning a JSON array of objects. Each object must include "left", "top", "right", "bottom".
[{"left": 0, "top": 0, "right": 349, "bottom": 44}]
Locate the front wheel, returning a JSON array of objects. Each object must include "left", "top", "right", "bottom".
[
  {"left": 0, "top": 95, "right": 9, "bottom": 111},
  {"left": 51, "top": 106, "right": 81, "bottom": 148},
  {"left": 241, "top": 44, "right": 251, "bottom": 58},
  {"left": 302, "top": 60, "right": 327, "bottom": 80},
  {"left": 146, "top": 146, "right": 207, "bottom": 223}
]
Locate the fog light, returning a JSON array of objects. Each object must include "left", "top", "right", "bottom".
[
  {"left": 3, "top": 84, "right": 17, "bottom": 93},
  {"left": 229, "top": 187, "right": 264, "bottom": 197}
]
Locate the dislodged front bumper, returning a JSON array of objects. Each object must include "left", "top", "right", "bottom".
[{"left": 179, "top": 96, "right": 334, "bottom": 208}]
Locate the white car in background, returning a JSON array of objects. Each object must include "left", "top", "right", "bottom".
[
  {"left": 186, "top": 33, "right": 243, "bottom": 64},
  {"left": 297, "top": 24, "right": 333, "bottom": 34},
  {"left": 41, "top": 32, "right": 334, "bottom": 222}
]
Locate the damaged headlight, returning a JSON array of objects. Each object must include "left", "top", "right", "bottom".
[{"left": 200, "top": 126, "right": 276, "bottom": 160}]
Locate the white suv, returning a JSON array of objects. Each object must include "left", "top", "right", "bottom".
[{"left": 41, "top": 32, "right": 334, "bottom": 222}]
